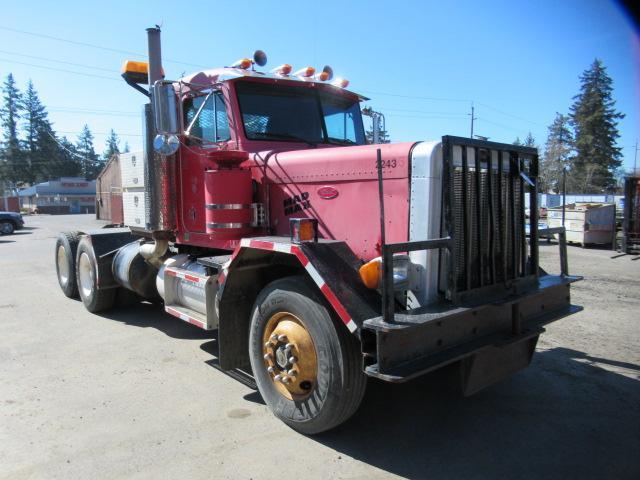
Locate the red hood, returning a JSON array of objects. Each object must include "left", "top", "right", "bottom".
[{"left": 247, "top": 142, "right": 417, "bottom": 183}]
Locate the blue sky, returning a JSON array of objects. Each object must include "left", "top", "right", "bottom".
[{"left": 1, "top": 0, "right": 638, "bottom": 170}]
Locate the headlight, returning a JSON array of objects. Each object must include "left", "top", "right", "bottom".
[{"left": 359, "top": 254, "right": 420, "bottom": 291}]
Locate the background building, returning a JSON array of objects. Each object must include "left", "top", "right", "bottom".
[
  {"left": 19, "top": 177, "right": 96, "bottom": 214},
  {"left": 95, "top": 154, "right": 123, "bottom": 223}
]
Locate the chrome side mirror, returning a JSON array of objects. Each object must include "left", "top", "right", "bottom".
[{"left": 152, "top": 81, "right": 179, "bottom": 155}]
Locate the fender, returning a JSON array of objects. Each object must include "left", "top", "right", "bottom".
[
  {"left": 80, "top": 228, "right": 138, "bottom": 289},
  {"left": 216, "top": 236, "right": 381, "bottom": 370}
]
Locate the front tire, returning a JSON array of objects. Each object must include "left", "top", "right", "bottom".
[
  {"left": 0, "top": 221, "right": 14, "bottom": 235},
  {"left": 76, "top": 237, "right": 116, "bottom": 313},
  {"left": 249, "top": 276, "right": 366, "bottom": 434}
]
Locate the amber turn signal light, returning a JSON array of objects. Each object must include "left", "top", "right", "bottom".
[
  {"left": 290, "top": 218, "right": 318, "bottom": 244},
  {"left": 359, "top": 258, "right": 382, "bottom": 289}
]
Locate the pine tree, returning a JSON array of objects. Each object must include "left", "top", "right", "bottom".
[
  {"left": 0, "top": 73, "right": 23, "bottom": 185},
  {"left": 540, "top": 114, "right": 573, "bottom": 193},
  {"left": 76, "top": 125, "right": 102, "bottom": 179},
  {"left": 569, "top": 59, "right": 625, "bottom": 193},
  {"left": 21, "top": 80, "right": 62, "bottom": 183},
  {"left": 523, "top": 132, "right": 536, "bottom": 147},
  {"left": 103, "top": 129, "right": 120, "bottom": 160},
  {"left": 513, "top": 137, "right": 522, "bottom": 146},
  {"left": 123, "top": 141, "right": 130, "bottom": 153},
  {"left": 57, "top": 136, "right": 83, "bottom": 177}
]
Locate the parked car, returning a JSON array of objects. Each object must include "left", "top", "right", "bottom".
[{"left": 0, "top": 211, "right": 25, "bottom": 235}]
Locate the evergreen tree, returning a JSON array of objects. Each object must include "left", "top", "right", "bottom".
[
  {"left": 0, "top": 73, "right": 23, "bottom": 185},
  {"left": 56, "top": 136, "right": 83, "bottom": 177},
  {"left": 123, "top": 141, "right": 130, "bottom": 153},
  {"left": 76, "top": 125, "right": 102, "bottom": 179},
  {"left": 523, "top": 132, "right": 536, "bottom": 147},
  {"left": 513, "top": 137, "right": 522, "bottom": 146},
  {"left": 540, "top": 114, "right": 573, "bottom": 193},
  {"left": 569, "top": 59, "right": 625, "bottom": 193},
  {"left": 103, "top": 129, "right": 120, "bottom": 160},
  {"left": 21, "top": 80, "right": 62, "bottom": 183},
  {"left": 363, "top": 107, "right": 390, "bottom": 144}
]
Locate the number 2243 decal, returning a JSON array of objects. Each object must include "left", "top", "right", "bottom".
[{"left": 376, "top": 158, "right": 397, "bottom": 169}]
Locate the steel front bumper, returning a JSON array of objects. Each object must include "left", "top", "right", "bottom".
[{"left": 361, "top": 274, "right": 582, "bottom": 393}]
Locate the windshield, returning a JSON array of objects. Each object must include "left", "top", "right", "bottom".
[{"left": 236, "top": 81, "right": 365, "bottom": 146}]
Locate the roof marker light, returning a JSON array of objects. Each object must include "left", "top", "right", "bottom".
[
  {"left": 314, "top": 65, "right": 334, "bottom": 82},
  {"left": 231, "top": 58, "right": 252, "bottom": 69},
  {"left": 332, "top": 77, "right": 349, "bottom": 88},
  {"left": 294, "top": 66, "right": 315, "bottom": 78},
  {"left": 271, "top": 64, "right": 293, "bottom": 75}
]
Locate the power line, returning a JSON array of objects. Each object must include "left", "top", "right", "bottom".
[
  {"left": 48, "top": 108, "right": 139, "bottom": 118},
  {"left": 0, "top": 49, "right": 116, "bottom": 73},
  {"left": 377, "top": 107, "right": 468, "bottom": 116},
  {"left": 361, "top": 90, "right": 470, "bottom": 103},
  {"left": 48, "top": 106, "right": 138, "bottom": 114},
  {"left": 0, "top": 57, "right": 119, "bottom": 81},
  {"left": 45, "top": 130, "right": 87, "bottom": 160},
  {"left": 57, "top": 130, "right": 142, "bottom": 137},
  {"left": 475, "top": 101, "right": 547, "bottom": 127},
  {"left": 0, "top": 24, "right": 208, "bottom": 69}
]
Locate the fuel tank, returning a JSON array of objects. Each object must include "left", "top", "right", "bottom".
[{"left": 251, "top": 142, "right": 416, "bottom": 261}]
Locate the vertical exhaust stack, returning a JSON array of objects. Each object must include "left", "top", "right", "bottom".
[
  {"left": 141, "top": 26, "right": 176, "bottom": 238},
  {"left": 146, "top": 27, "right": 163, "bottom": 87}
]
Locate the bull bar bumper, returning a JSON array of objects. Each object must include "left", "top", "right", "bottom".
[{"left": 361, "top": 226, "right": 582, "bottom": 394}]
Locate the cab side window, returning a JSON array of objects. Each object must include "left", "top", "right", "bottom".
[{"left": 184, "top": 92, "right": 230, "bottom": 142}]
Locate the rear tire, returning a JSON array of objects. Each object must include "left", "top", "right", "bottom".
[
  {"left": 249, "top": 276, "right": 366, "bottom": 434},
  {"left": 76, "top": 237, "right": 116, "bottom": 313},
  {"left": 0, "top": 221, "right": 14, "bottom": 235},
  {"left": 55, "top": 231, "right": 82, "bottom": 298}
]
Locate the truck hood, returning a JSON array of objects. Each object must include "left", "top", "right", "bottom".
[{"left": 248, "top": 142, "right": 417, "bottom": 183}]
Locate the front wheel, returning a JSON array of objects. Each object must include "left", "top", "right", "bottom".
[
  {"left": 249, "top": 276, "right": 366, "bottom": 434},
  {"left": 0, "top": 221, "right": 14, "bottom": 235}
]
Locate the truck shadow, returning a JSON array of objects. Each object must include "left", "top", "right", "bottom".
[
  {"left": 97, "top": 302, "right": 215, "bottom": 341},
  {"left": 95, "top": 304, "right": 639, "bottom": 478},
  {"left": 309, "top": 347, "right": 640, "bottom": 479}
]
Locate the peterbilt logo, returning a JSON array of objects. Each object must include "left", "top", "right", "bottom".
[{"left": 317, "top": 186, "right": 339, "bottom": 199}]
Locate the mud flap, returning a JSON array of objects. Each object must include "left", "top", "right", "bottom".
[{"left": 460, "top": 330, "right": 541, "bottom": 396}]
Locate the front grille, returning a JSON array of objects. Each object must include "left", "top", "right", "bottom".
[{"left": 442, "top": 138, "right": 538, "bottom": 302}]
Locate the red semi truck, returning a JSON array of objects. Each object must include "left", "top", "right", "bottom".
[{"left": 55, "top": 27, "right": 582, "bottom": 434}]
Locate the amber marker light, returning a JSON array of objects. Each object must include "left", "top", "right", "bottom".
[
  {"left": 294, "top": 66, "right": 316, "bottom": 77},
  {"left": 359, "top": 258, "right": 382, "bottom": 289},
  {"left": 290, "top": 218, "right": 318, "bottom": 244},
  {"left": 332, "top": 77, "right": 349, "bottom": 88},
  {"left": 231, "top": 58, "right": 252, "bottom": 69},
  {"left": 271, "top": 64, "right": 293, "bottom": 75}
]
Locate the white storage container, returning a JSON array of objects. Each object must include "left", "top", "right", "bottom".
[
  {"left": 547, "top": 202, "right": 615, "bottom": 246},
  {"left": 120, "top": 151, "right": 145, "bottom": 189},
  {"left": 122, "top": 191, "right": 147, "bottom": 228}
]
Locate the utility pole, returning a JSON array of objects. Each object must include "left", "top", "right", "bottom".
[
  {"left": 562, "top": 167, "right": 567, "bottom": 228},
  {"left": 372, "top": 115, "right": 380, "bottom": 144},
  {"left": 469, "top": 102, "right": 477, "bottom": 139}
]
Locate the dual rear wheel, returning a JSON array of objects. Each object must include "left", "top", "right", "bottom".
[{"left": 55, "top": 232, "right": 116, "bottom": 312}]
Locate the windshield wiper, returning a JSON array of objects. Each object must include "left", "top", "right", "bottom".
[{"left": 253, "top": 132, "right": 318, "bottom": 146}]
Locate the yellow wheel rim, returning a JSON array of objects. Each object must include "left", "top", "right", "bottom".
[{"left": 262, "top": 312, "right": 318, "bottom": 401}]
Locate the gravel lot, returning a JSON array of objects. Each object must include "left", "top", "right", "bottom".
[{"left": 1, "top": 215, "right": 638, "bottom": 480}]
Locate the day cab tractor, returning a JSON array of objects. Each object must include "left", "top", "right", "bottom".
[{"left": 55, "top": 27, "right": 582, "bottom": 434}]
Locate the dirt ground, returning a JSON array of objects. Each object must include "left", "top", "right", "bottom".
[{"left": 1, "top": 215, "right": 638, "bottom": 480}]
